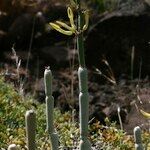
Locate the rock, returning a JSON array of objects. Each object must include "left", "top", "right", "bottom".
[
  {"left": 85, "top": 0, "right": 150, "bottom": 78},
  {"left": 38, "top": 46, "right": 71, "bottom": 69},
  {"left": 0, "top": 3, "right": 74, "bottom": 71}
]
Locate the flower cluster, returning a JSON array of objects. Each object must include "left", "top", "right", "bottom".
[{"left": 49, "top": 7, "right": 89, "bottom": 36}]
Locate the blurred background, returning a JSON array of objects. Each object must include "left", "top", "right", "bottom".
[{"left": 0, "top": 0, "right": 149, "bottom": 77}]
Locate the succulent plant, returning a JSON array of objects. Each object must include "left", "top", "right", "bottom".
[
  {"left": 78, "top": 67, "right": 92, "bottom": 150},
  {"left": 8, "top": 144, "right": 18, "bottom": 150},
  {"left": 25, "top": 110, "right": 36, "bottom": 150},
  {"left": 134, "top": 126, "right": 144, "bottom": 150},
  {"left": 49, "top": 0, "right": 91, "bottom": 149},
  {"left": 44, "top": 67, "right": 59, "bottom": 150}
]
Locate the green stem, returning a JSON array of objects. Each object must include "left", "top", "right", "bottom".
[
  {"left": 77, "top": 32, "right": 85, "bottom": 67},
  {"left": 134, "top": 126, "right": 144, "bottom": 150},
  {"left": 25, "top": 110, "right": 36, "bottom": 150},
  {"left": 76, "top": 1, "right": 91, "bottom": 149},
  {"left": 78, "top": 67, "right": 91, "bottom": 150},
  {"left": 44, "top": 68, "right": 59, "bottom": 150},
  {"left": 8, "top": 144, "right": 18, "bottom": 150},
  {"left": 77, "top": 0, "right": 85, "bottom": 67}
]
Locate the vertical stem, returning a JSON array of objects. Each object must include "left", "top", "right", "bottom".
[
  {"left": 78, "top": 67, "right": 91, "bottom": 150},
  {"left": 25, "top": 110, "right": 36, "bottom": 150},
  {"left": 77, "top": 0, "right": 85, "bottom": 68},
  {"left": 76, "top": 1, "right": 91, "bottom": 149},
  {"left": 77, "top": 33, "right": 85, "bottom": 67},
  {"left": 44, "top": 68, "right": 59, "bottom": 150}
]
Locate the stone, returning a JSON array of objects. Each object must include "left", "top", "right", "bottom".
[{"left": 85, "top": 0, "right": 150, "bottom": 77}]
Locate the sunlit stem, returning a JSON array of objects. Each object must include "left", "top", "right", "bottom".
[
  {"left": 44, "top": 68, "right": 59, "bottom": 150},
  {"left": 134, "top": 126, "right": 144, "bottom": 150},
  {"left": 78, "top": 67, "right": 91, "bottom": 150},
  {"left": 25, "top": 110, "right": 36, "bottom": 150},
  {"left": 76, "top": 0, "right": 91, "bottom": 150},
  {"left": 8, "top": 144, "right": 18, "bottom": 150}
]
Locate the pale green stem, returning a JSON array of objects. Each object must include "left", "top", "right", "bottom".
[
  {"left": 134, "top": 126, "right": 144, "bottom": 150},
  {"left": 8, "top": 144, "right": 18, "bottom": 150},
  {"left": 78, "top": 67, "right": 91, "bottom": 150},
  {"left": 25, "top": 110, "right": 36, "bottom": 150},
  {"left": 44, "top": 68, "right": 59, "bottom": 150},
  {"left": 76, "top": 0, "right": 91, "bottom": 149}
]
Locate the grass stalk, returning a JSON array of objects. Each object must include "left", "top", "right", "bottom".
[
  {"left": 25, "top": 16, "right": 35, "bottom": 75},
  {"left": 117, "top": 106, "right": 123, "bottom": 130},
  {"left": 131, "top": 46, "right": 135, "bottom": 80}
]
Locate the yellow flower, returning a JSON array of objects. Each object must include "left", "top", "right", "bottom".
[
  {"left": 49, "top": 6, "right": 89, "bottom": 36},
  {"left": 140, "top": 109, "right": 150, "bottom": 119},
  {"left": 49, "top": 22, "right": 73, "bottom": 36},
  {"left": 49, "top": 7, "right": 76, "bottom": 36},
  {"left": 67, "top": 7, "right": 76, "bottom": 31},
  {"left": 82, "top": 10, "right": 89, "bottom": 31},
  {"left": 56, "top": 21, "right": 75, "bottom": 32}
]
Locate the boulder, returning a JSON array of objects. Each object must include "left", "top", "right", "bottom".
[{"left": 85, "top": 0, "right": 150, "bottom": 78}]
